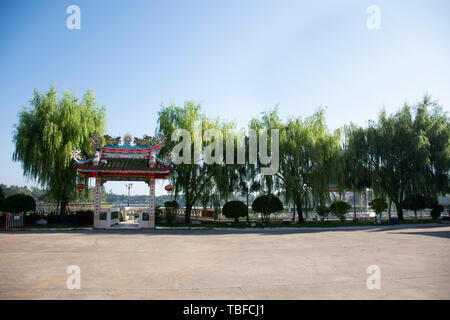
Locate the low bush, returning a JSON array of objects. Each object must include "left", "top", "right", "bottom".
[
  {"left": 164, "top": 200, "right": 179, "bottom": 224},
  {"left": 12, "top": 210, "right": 94, "bottom": 226},
  {"left": 369, "top": 198, "right": 387, "bottom": 218},
  {"left": 316, "top": 205, "right": 330, "bottom": 221},
  {"left": 329, "top": 200, "right": 352, "bottom": 222},
  {"left": 431, "top": 205, "right": 444, "bottom": 220},
  {"left": 222, "top": 200, "right": 247, "bottom": 222},
  {"left": 252, "top": 194, "right": 283, "bottom": 222}
]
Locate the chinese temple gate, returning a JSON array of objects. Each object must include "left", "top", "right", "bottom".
[{"left": 72, "top": 133, "right": 173, "bottom": 229}]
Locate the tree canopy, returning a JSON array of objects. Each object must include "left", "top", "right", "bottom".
[
  {"left": 12, "top": 87, "right": 106, "bottom": 217},
  {"left": 251, "top": 108, "right": 341, "bottom": 222},
  {"left": 345, "top": 95, "right": 449, "bottom": 220},
  {"left": 157, "top": 101, "right": 234, "bottom": 223}
]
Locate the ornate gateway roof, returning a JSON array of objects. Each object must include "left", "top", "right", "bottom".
[{"left": 72, "top": 133, "right": 173, "bottom": 182}]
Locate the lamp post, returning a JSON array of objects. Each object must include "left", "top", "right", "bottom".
[{"left": 126, "top": 183, "right": 133, "bottom": 207}]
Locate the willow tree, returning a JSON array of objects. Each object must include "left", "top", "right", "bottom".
[
  {"left": 410, "top": 96, "right": 449, "bottom": 201},
  {"left": 249, "top": 108, "right": 284, "bottom": 195},
  {"left": 363, "top": 96, "right": 449, "bottom": 221},
  {"left": 341, "top": 124, "right": 372, "bottom": 219},
  {"left": 12, "top": 87, "right": 106, "bottom": 218},
  {"left": 251, "top": 108, "right": 341, "bottom": 223},
  {"left": 157, "top": 101, "right": 232, "bottom": 223},
  {"left": 282, "top": 110, "right": 340, "bottom": 223}
]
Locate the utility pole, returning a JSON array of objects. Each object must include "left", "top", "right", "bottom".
[{"left": 126, "top": 183, "right": 133, "bottom": 207}]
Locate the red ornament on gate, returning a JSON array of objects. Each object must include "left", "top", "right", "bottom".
[
  {"left": 165, "top": 184, "right": 174, "bottom": 192},
  {"left": 76, "top": 183, "right": 85, "bottom": 193}
]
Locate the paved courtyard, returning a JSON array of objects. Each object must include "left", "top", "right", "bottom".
[{"left": 0, "top": 224, "right": 449, "bottom": 299}]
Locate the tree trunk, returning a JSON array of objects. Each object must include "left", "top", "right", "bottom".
[
  {"left": 59, "top": 197, "right": 68, "bottom": 222},
  {"left": 296, "top": 199, "right": 304, "bottom": 223},
  {"left": 364, "top": 189, "right": 367, "bottom": 213},
  {"left": 292, "top": 201, "right": 296, "bottom": 222},
  {"left": 185, "top": 204, "right": 192, "bottom": 223},
  {"left": 246, "top": 193, "right": 249, "bottom": 223},
  {"left": 388, "top": 198, "right": 392, "bottom": 220},
  {"left": 395, "top": 202, "right": 404, "bottom": 221},
  {"left": 353, "top": 188, "right": 357, "bottom": 221}
]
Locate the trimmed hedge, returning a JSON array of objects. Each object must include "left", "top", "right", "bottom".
[
  {"left": 222, "top": 200, "right": 247, "bottom": 222},
  {"left": 329, "top": 200, "right": 352, "bottom": 222},
  {"left": 431, "top": 205, "right": 444, "bottom": 220},
  {"left": 164, "top": 200, "right": 179, "bottom": 224},
  {"left": 252, "top": 194, "right": 283, "bottom": 222},
  {"left": 2, "top": 194, "right": 36, "bottom": 213},
  {"left": 316, "top": 205, "right": 330, "bottom": 220},
  {"left": 0, "top": 210, "right": 94, "bottom": 226}
]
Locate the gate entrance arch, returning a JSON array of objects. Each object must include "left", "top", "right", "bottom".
[{"left": 72, "top": 133, "right": 173, "bottom": 229}]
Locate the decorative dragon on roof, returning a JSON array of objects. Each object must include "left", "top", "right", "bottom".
[
  {"left": 104, "top": 135, "right": 121, "bottom": 146},
  {"left": 72, "top": 133, "right": 173, "bottom": 166}
]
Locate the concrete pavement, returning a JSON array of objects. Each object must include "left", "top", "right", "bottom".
[{"left": 0, "top": 224, "right": 449, "bottom": 299}]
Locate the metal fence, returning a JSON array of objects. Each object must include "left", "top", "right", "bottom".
[{"left": 6, "top": 213, "right": 24, "bottom": 229}]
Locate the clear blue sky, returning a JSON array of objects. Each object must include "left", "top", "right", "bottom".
[{"left": 1, "top": 0, "right": 449, "bottom": 196}]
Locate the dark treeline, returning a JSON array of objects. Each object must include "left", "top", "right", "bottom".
[{"left": 0, "top": 184, "right": 47, "bottom": 202}]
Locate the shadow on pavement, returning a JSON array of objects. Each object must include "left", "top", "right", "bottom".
[
  {"left": 387, "top": 230, "right": 450, "bottom": 239},
  {"left": 2, "top": 223, "right": 448, "bottom": 237}
]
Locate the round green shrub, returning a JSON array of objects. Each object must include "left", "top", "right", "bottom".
[
  {"left": 252, "top": 194, "right": 283, "bottom": 222},
  {"left": 329, "top": 200, "right": 351, "bottom": 222},
  {"left": 0, "top": 186, "right": 4, "bottom": 209},
  {"left": 369, "top": 198, "right": 387, "bottom": 215},
  {"left": 316, "top": 205, "right": 330, "bottom": 220},
  {"left": 2, "top": 194, "right": 36, "bottom": 213},
  {"left": 222, "top": 200, "right": 248, "bottom": 222},
  {"left": 431, "top": 204, "right": 444, "bottom": 220}
]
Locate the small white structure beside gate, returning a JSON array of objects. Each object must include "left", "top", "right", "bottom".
[
  {"left": 95, "top": 208, "right": 120, "bottom": 229},
  {"left": 121, "top": 207, "right": 152, "bottom": 229}
]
